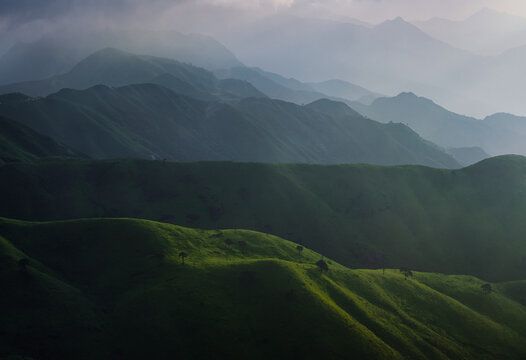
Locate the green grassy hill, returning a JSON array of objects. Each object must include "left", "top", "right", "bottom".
[
  {"left": 1, "top": 156, "right": 526, "bottom": 281},
  {"left": 1, "top": 217, "right": 526, "bottom": 359},
  {"left": 0, "top": 115, "right": 83, "bottom": 164}
]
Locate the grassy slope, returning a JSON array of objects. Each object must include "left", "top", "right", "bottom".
[
  {"left": 1, "top": 217, "right": 526, "bottom": 359},
  {"left": 1, "top": 156, "right": 526, "bottom": 281}
]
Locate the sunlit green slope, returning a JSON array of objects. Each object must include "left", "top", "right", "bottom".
[
  {"left": 1, "top": 218, "right": 526, "bottom": 359},
  {"left": 2, "top": 155, "right": 526, "bottom": 281}
]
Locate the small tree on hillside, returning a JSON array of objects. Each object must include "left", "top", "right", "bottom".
[
  {"left": 400, "top": 267, "right": 413, "bottom": 280},
  {"left": 296, "top": 245, "right": 304, "bottom": 256},
  {"left": 481, "top": 283, "right": 492, "bottom": 295},
  {"left": 179, "top": 251, "right": 188, "bottom": 265},
  {"left": 316, "top": 259, "right": 329, "bottom": 272}
]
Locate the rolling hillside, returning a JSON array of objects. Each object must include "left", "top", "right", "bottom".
[
  {"left": 1, "top": 217, "right": 526, "bottom": 359},
  {"left": 0, "top": 85, "right": 459, "bottom": 167},
  {"left": 1, "top": 156, "right": 526, "bottom": 281}
]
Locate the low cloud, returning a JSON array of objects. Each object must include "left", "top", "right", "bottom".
[{"left": 3, "top": 0, "right": 526, "bottom": 54}]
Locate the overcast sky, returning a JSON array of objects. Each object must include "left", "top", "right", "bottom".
[
  {"left": 286, "top": 0, "right": 526, "bottom": 22},
  {"left": 3, "top": 0, "right": 526, "bottom": 25},
  {"left": 3, "top": 0, "right": 526, "bottom": 51}
]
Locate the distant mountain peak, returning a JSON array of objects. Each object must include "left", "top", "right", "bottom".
[
  {"left": 394, "top": 92, "right": 438, "bottom": 104},
  {"left": 374, "top": 16, "right": 429, "bottom": 36},
  {"left": 396, "top": 91, "right": 418, "bottom": 98},
  {"left": 371, "top": 92, "right": 440, "bottom": 110},
  {"left": 469, "top": 7, "right": 506, "bottom": 19},
  {"left": 82, "top": 47, "right": 132, "bottom": 60},
  {"left": 464, "top": 7, "right": 526, "bottom": 25},
  {"left": 305, "top": 98, "right": 365, "bottom": 118},
  {"left": 376, "top": 16, "right": 413, "bottom": 29},
  {"left": 392, "top": 92, "right": 434, "bottom": 104}
]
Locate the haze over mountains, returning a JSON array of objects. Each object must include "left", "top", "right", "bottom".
[
  {"left": 0, "top": 29, "right": 243, "bottom": 85},
  {"left": 5, "top": 41, "right": 526, "bottom": 167},
  {"left": 414, "top": 8, "right": 526, "bottom": 56},
  {"left": 6, "top": 2, "right": 526, "bottom": 117},
  {"left": 0, "top": 115, "right": 82, "bottom": 164},
  {"left": 0, "top": 48, "right": 459, "bottom": 168},
  {"left": 3, "top": 21, "right": 526, "bottom": 170},
  {"left": 4, "top": 2, "right": 526, "bottom": 359},
  {"left": 186, "top": 10, "right": 526, "bottom": 118},
  {"left": 350, "top": 92, "right": 526, "bottom": 159},
  {"left": 6, "top": 7, "right": 526, "bottom": 118}
]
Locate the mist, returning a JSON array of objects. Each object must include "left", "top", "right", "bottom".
[
  {"left": 3, "top": 0, "right": 526, "bottom": 117},
  {"left": 4, "top": 2, "right": 526, "bottom": 358}
]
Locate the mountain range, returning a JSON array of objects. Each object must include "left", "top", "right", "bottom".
[
  {"left": 3, "top": 8, "right": 526, "bottom": 360},
  {"left": 7, "top": 46, "right": 526, "bottom": 167},
  {"left": 215, "top": 67, "right": 381, "bottom": 105},
  {"left": 0, "top": 48, "right": 225, "bottom": 98},
  {"left": 414, "top": 8, "right": 526, "bottom": 56},
  {"left": 0, "top": 84, "right": 457, "bottom": 168},
  {"left": 210, "top": 13, "right": 526, "bottom": 117},
  {"left": 350, "top": 92, "right": 526, "bottom": 158},
  {"left": 0, "top": 48, "right": 459, "bottom": 168},
  {"left": 7, "top": 12, "right": 526, "bottom": 117},
  {"left": 0, "top": 29, "right": 243, "bottom": 85}
]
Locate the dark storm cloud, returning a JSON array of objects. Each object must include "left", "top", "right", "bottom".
[
  {"left": 0, "top": 0, "right": 72, "bottom": 20},
  {"left": 0, "top": 0, "right": 188, "bottom": 27},
  {"left": 0, "top": 0, "right": 190, "bottom": 54}
]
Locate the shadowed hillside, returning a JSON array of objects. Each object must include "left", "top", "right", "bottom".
[
  {"left": 0, "top": 114, "right": 84, "bottom": 164},
  {"left": 0, "top": 86, "right": 459, "bottom": 168},
  {"left": 1, "top": 156, "right": 526, "bottom": 281}
]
